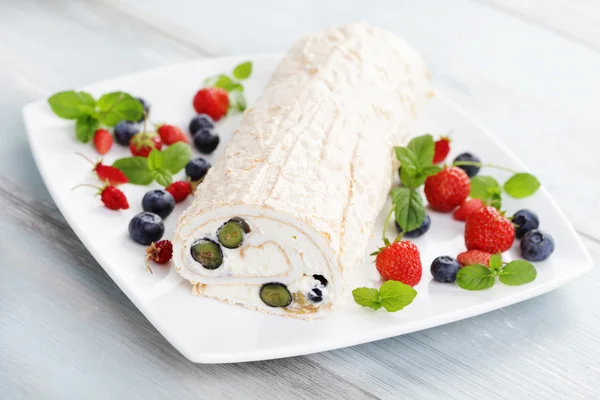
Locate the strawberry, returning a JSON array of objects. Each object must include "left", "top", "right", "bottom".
[
  {"left": 433, "top": 136, "right": 451, "bottom": 164},
  {"left": 129, "top": 132, "right": 163, "bottom": 157},
  {"left": 74, "top": 183, "right": 129, "bottom": 210},
  {"left": 465, "top": 206, "right": 515, "bottom": 253},
  {"left": 457, "top": 250, "right": 492, "bottom": 267},
  {"left": 93, "top": 129, "right": 113, "bottom": 155},
  {"left": 424, "top": 167, "right": 470, "bottom": 212},
  {"left": 166, "top": 180, "right": 193, "bottom": 203},
  {"left": 76, "top": 153, "right": 128, "bottom": 185},
  {"left": 157, "top": 124, "right": 189, "bottom": 145},
  {"left": 453, "top": 198, "right": 485, "bottom": 221},
  {"left": 193, "top": 87, "right": 229, "bottom": 121},
  {"left": 375, "top": 241, "right": 422, "bottom": 286},
  {"left": 145, "top": 240, "right": 173, "bottom": 273}
]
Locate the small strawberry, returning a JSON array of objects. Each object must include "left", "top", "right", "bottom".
[
  {"left": 145, "top": 240, "right": 173, "bottom": 273},
  {"left": 193, "top": 87, "right": 229, "bottom": 121},
  {"left": 453, "top": 198, "right": 485, "bottom": 221},
  {"left": 73, "top": 183, "right": 129, "bottom": 210},
  {"left": 433, "top": 136, "right": 451, "bottom": 164},
  {"left": 76, "top": 153, "right": 128, "bottom": 186},
  {"left": 457, "top": 250, "right": 492, "bottom": 267},
  {"left": 129, "top": 132, "right": 163, "bottom": 157},
  {"left": 465, "top": 206, "right": 515, "bottom": 253},
  {"left": 157, "top": 124, "right": 189, "bottom": 145},
  {"left": 375, "top": 241, "right": 422, "bottom": 286},
  {"left": 424, "top": 167, "right": 470, "bottom": 212},
  {"left": 93, "top": 129, "right": 113, "bottom": 155},
  {"left": 166, "top": 180, "right": 193, "bottom": 203}
]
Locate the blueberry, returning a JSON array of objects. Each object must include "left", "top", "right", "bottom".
[
  {"left": 185, "top": 157, "right": 211, "bottom": 181},
  {"left": 521, "top": 229, "right": 554, "bottom": 261},
  {"left": 307, "top": 288, "right": 323, "bottom": 303},
  {"left": 114, "top": 120, "right": 140, "bottom": 145},
  {"left": 190, "top": 238, "right": 223, "bottom": 269},
  {"left": 430, "top": 256, "right": 462, "bottom": 283},
  {"left": 453, "top": 152, "right": 481, "bottom": 177},
  {"left": 217, "top": 219, "right": 246, "bottom": 249},
  {"left": 136, "top": 97, "right": 150, "bottom": 122},
  {"left": 128, "top": 212, "right": 164, "bottom": 245},
  {"left": 260, "top": 283, "right": 292, "bottom": 307},
  {"left": 193, "top": 129, "right": 220, "bottom": 154},
  {"left": 189, "top": 114, "right": 215, "bottom": 135},
  {"left": 394, "top": 214, "right": 431, "bottom": 238},
  {"left": 313, "top": 274, "right": 328, "bottom": 287},
  {"left": 512, "top": 209, "right": 540, "bottom": 239},
  {"left": 142, "top": 190, "right": 175, "bottom": 219}
]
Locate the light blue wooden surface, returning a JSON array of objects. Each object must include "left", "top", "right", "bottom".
[{"left": 1, "top": 0, "right": 599, "bottom": 399}]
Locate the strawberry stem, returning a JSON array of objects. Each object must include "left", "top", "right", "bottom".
[
  {"left": 382, "top": 205, "right": 396, "bottom": 243},
  {"left": 71, "top": 183, "right": 102, "bottom": 191},
  {"left": 453, "top": 161, "right": 518, "bottom": 174},
  {"left": 75, "top": 152, "right": 96, "bottom": 166}
]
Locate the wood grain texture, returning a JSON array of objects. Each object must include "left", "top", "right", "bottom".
[{"left": 1, "top": 0, "right": 600, "bottom": 399}]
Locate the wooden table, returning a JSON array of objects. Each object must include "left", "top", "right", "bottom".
[{"left": 2, "top": 1, "right": 599, "bottom": 398}]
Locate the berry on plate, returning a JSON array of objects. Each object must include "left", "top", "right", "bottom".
[
  {"left": 465, "top": 206, "right": 515, "bottom": 253},
  {"left": 375, "top": 241, "right": 422, "bottom": 286},
  {"left": 433, "top": 137, "right": 451, "bottom": 164},
  {"left": 430, "top": 256, "right": 462, "bottom": 283},
  {"left": 129, "top": 212, "right": 164, "bottom": 245},
  {"left": 185, "top": 157, "right": 211, "bottom": 181},
  {"left": 114, "top": 120, "right": 140, "bottom": 146},
  {"left": 75, "top": 183, "right": 129, "bottom": 210},
  {"left": 189, "top": 114, "right": 215, "bottom": 135},
  {"left": 93, "top": 129, "right": 113, "bottom": 155},
  {"left": 512, "top": 209, "right": 540, "bottom": 239},
  {"left": 453, "top": 152, "right": 481, "bottom": 177},
  {"left": 166, "top": 180, "right": 193, "bottom": 203},
  {"left": 77, "top": 153, "right": 128, "bottom": 186},
  {"left": 453, "top": 198, "right": 485, "bottom": 221},
  {"left": 193, "top": 129, "right": 220, "bottom": 154},
  {"left": 394, "top": 213, "right": 431, "bottom": 238},
  {"left": 129, "top": 132, "right": 163, "bottom": 157},
  {"left": 145, "top": 240, "right": 173, "bottom": 273},
  {"left": 136, "top": 97, "right": 150, "bottom": 122},
  {"left": 193, "top": 87, "right": 229, "bottom": 121},
  {"left": 142, "top": 189, "right": 175, "bottom": 219},
  {"left": 424, "top": 166, "right": 470, "bottom": 212},
  {"left": 157, "top": 124, "right": 189, "bottom": 145},
  {"left": 457, "top": 250, "right": 492, "bottom": 267},
  {"left": 520, "top": 229, "right": 554, "bottom": 261}
]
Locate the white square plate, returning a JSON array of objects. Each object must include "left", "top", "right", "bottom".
[{"left": 23, "top": 55, "right": 593, "bottom": 363}]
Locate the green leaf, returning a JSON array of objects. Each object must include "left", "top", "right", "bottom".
[
  {"left": 74, "top": 115, "right": 99, "bottom": 143},
  {"left": 232, "top": 61, "right": 253, "bottom": 80},
  {"left": 456, "top": 265, "right": 496, "bottom": 290},
  {"left": 229, "top": 90, "right": 247, "bottom": 112},
  {"left": 489, "top": 254, "right": 503, "bottom": 274},
  {"left": 352, "top": 287, "right": 382, "bottom": 310},
  {"left": 153, "top": 168, "right": 173, "bottom": 187},
  {"left": 207, "top": 74, "right": 243, "bottom": 92},
  {"left": 97, "top": 92, "right": 143, "bottom": 126},
  {"left": 112, "top": 157, "right": 154, "bottom": 185},
  {"left": 503, "top": 173, "right": 540, "bottom": 199},
  {"left": 163, "top": 142, "right": 192, "bottom": 174},
  {"left": 489, "top": 189, "right": 502, "bottom": 210},
  {"left": 379, "top": 280, "right": 417, "bottom": 312},
  {"left": 147, "top": 148, "right": 164, "bottom": 171},
  {"left": 421, "top": 165, "right": 442, "bottom": 177},
  {"left": 394, "top": 146, "right": 419, "bottom": 172},
  {"left": 48, "top": 90, "right": 96, "bottom": 119},
  {"left": 407, "top": 134, "right": 435, "bottom": 167},
  {"left": 499, "top": 260, "right": 537, "bottom": 286},
  {"left": 470, "top": 175, "right": 501, "bottom": 201},
  {"left": 392, "top": 188, "right": 425, "bottom": 232},
  {"left": 399, "top": 166, "right": 419, "bottom": 188}
]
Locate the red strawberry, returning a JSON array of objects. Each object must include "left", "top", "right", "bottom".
[
  {"left": 457, "top": 250, "right": 492, "bottom": 267},
  {"left": 193, "top": 87, "right": 229, "bottom": 121},
  {"left": 424, "top": 167, "right": 470, "bottom": 212},
  {"left": 453, "top": 198, "right": 485, "bottom": 221},
  {"left": 93, "top": 129, "right": 113, "bottom": 155},
  {"left": 74, "top": 183, "right": 129, "bottom": 210},
  {"left": 145, "top": 240, "right": 173, "bottom": 273},
  {"left": 129, "top": 132, "right": 163, "bottom": 157},
  {"left": 375, "top": 241, "right": 422, "bottom": 286},
  {"left": 166, "top": 180, "right": 193, "bottom": 203},
  {"left": 157, "top": 124, "right": 189, "bottom": 145},
  {"left": 76, "top": 153, "right": 128, "bottom": 185},
  {"left": 465, "top": 206, "right": 515, "bottom": 253},
  {"left": 433, "top": 136, "right": 451, "bottom": 164}
]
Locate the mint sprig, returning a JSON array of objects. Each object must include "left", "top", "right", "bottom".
[
  {"left": 204, "top": 61, "right": 252, "bottom": 114},
  {"left": 457, "top": 257, "right": 537, "bottom": 290},
  {"left": 48, "top": 90, "right": 143, "bottom": 143},
  {"left": 113, "top": 142, "right": 192, "bottom": 186},
  {"left": 352, "top": 280, "right": 417, "bottom": 312}
]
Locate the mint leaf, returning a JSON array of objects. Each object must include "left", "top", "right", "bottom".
[
  {"left": 394, "top": 146, "right": 419, "bottom": 172},
  {"left": 392, "top": 188, "right": 425, "bottom": 232},
  {"left": 147, "top": 148, "right": 164, "bottom": 171},
  {"left": 163, "top": 143, "right": 192, "bottom": 174},
  {"left": 232, "top": 61, "right": 252, "bottom": 80},
  {"left": 113, "top": 157, "right": 154, "bottom": 185},
  {"left": 229, "top": 90, "right": 247, "bottom": 112},
  {"left": 489, "top": 189, "right": 502, "bottom": 210},
  {"left": 210, "top": 74, "right": 243, "bottom": 92},
  {"left": 75, "top": 115, "right": 99, "bottom": 143},
  {"left": 97, "top": 92, "right": 143, "bottom": 126},
  {"left": 456, "top": 265, "right": 496, "bottom": 290},
  {"left": 48, "top": 90, "right": 96, "bottom": 119},
  {"left": 153, "top": 168, "right": 172, "bottom": 187},
  {"left": 504, "top": 173, "right": 540, "bottom": 199},
  {"left": 379, "top": 280, "right": 417, "bottom": 312},
  {"left": 352, "top": 287, "right": 382, "bottom": 310},
  {"left": 421, "top": 165, "right": 442, "bottom": 177},
  {"left": 499, "top": 260, "right": 537, "bottom": 286},
  {"left": 407, "top": 134, "right": 435, "bottom": 167},
  {"left": 470, "top": 175, "right": 501, "bottom": 201},
  {"left": 489, "top": 254, "right": 502, "bottom": 274}
]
